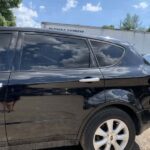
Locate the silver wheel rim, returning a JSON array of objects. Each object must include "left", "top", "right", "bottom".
[{"left": 93, "top": 119, "right": 129, "bottom": 150}]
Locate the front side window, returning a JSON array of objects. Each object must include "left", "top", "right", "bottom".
[
  {"left": 90, "top": 40, "right": 124, "bottom": 67},
  {"left": 20, "top": 34, "right": 93, "bottom": 71},
  {"left": 0, "top": 33, "right": 12, "bottom": 71}
]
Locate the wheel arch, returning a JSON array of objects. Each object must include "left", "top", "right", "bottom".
[{"left": 77, "top": 102, "right": 142, "bottom": 142}]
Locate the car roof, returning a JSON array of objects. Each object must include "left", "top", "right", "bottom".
[{"left": 0, "top": 27, "right": 130, "bottom": 47}]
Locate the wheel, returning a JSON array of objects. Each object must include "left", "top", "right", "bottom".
[{"left": 81, "top": 107, "right": 136, "bottom": 150}]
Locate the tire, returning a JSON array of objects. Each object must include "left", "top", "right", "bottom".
[{"left": 81, "top": 107, "right": 136, "bottom": 150}]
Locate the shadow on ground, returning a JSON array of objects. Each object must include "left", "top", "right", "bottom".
[{"left": 46, "top": 142, "right": 140, "bottom": 150}]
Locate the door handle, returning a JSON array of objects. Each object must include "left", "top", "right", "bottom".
[
  {"left": 0, "top": 83, "right": 3, "bottom": 88},
  {"left": 79, "top": 77, "right": 100, "bottom": 83}
]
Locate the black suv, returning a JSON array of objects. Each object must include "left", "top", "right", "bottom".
[{"left": 0, "top": 27, "right": 150, "bottom": 150}]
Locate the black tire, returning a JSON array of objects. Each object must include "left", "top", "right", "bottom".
[{"left": 81, "top": 107, "right": 136, "bottom": 150}]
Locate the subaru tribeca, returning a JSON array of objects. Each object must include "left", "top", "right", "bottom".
[{"left": 0, "top": 27, "right": 150, "bottom": 150}]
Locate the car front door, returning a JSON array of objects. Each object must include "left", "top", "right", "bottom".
[
  {"left": 0, "top": 31, "right": 17, "bottom": 147},
  {"left": 5, "top": 32, "right": 105, "bottom": 147}
]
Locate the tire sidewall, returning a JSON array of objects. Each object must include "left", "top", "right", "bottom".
[{"left": 81, "top": 108, "right": 136, "bottom": 150}]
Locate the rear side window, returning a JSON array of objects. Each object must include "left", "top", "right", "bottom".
[
  {"left": 0, "top": 33, "right": 12, "bottom": 71},
  {"left": 90, "top": 40, "right": 124, "bottom": 67},
  {"left": 20, "top": 34, "right": 94, "bottom": 71}
]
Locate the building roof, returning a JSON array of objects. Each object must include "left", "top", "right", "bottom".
[{"left": 0, "top": 26, "right": 130, "bottom": 47}]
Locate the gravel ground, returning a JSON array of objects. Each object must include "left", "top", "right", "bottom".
[
  {"left": 136, "top": 128, "right": 150, "bottom": 150},
  {"left": 48, "top": 128, "right": 150, "bottom": 150}
]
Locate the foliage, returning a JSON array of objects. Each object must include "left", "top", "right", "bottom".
[
  {"left": 101, "top": 25, "right": 115, "bottom": 30},
  {"left": 121, "top": 14, "right": 141, "bottom": 30},
  {"left": 147, "top": 27, "right": 150, "bottom": 32},
  {"left": 0, "top": 0, "right": 21, "bottom": 26}
]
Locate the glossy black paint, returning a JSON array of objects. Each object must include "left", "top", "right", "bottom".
[
  {"left": 0, "top": 27, "right": 150, "bottom": 149},
  {"left": 5, "top": 69, "right": 105, "bottom": 146}
]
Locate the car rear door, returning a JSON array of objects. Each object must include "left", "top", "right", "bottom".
[
  {"left": 0, "top": 30, "right": 17, "bottom": 147},
  {"left": 5, "top": 32, "right": 105, "bottom": 147}
]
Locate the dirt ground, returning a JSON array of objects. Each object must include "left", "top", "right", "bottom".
[{"left": 136, "top": 128, "right": 150, "bottom": 150}]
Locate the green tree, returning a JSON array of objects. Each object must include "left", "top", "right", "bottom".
[
  {"left": 147, "top": 27, "right": 150, "bottom": 32},
  {"left": 121, "top": 14, "right": 141, "bottom": 30},
  {"left": 0, "top": 0, "right": 21, "bottom": 26},
  {"left": 101, "top": 25, "right": 115, "bottom": 30}
]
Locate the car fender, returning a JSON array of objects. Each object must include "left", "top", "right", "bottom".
[
  {"left": 86, "top": 89, "right": 141, "bottom": 109},
  {"left": 78, "top": 89, "right": 142, "bottom": 140}
]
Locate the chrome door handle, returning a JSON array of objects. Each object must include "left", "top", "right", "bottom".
[
  {"left": 0, "top": 83, "right": 3, "bottom": 88},
  {"left": 79, "top": 77, "right": 100, "bottom": 83}
]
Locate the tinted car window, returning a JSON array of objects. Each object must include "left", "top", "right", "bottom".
[
  {"left": 90, "top": 40, "right": 124, "bottom": 67},
  {"left": 0, "top": 33, "right": 12, "bottom": 71},
  {"left": 20, "top": 34, "right": 93, "bottom": 70}
]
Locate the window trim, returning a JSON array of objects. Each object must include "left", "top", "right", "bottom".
[
  {"left": 88, "top": 39, "right": 126, "bottom": 68},
  {"left": 18, "top": 32, "right": 98, "bottom": 71}
]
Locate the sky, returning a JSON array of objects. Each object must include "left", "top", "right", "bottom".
[{"left": 12, "top": 0, "right": 150, "bottom": 28}]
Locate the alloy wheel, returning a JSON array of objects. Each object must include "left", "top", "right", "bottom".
[{"left": 93, "top": 119, "right": 129, "bottom": 150}]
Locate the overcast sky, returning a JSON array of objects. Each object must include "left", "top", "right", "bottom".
[{"left": 13, "top": 0, "right": 150, "bottom": 28}]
